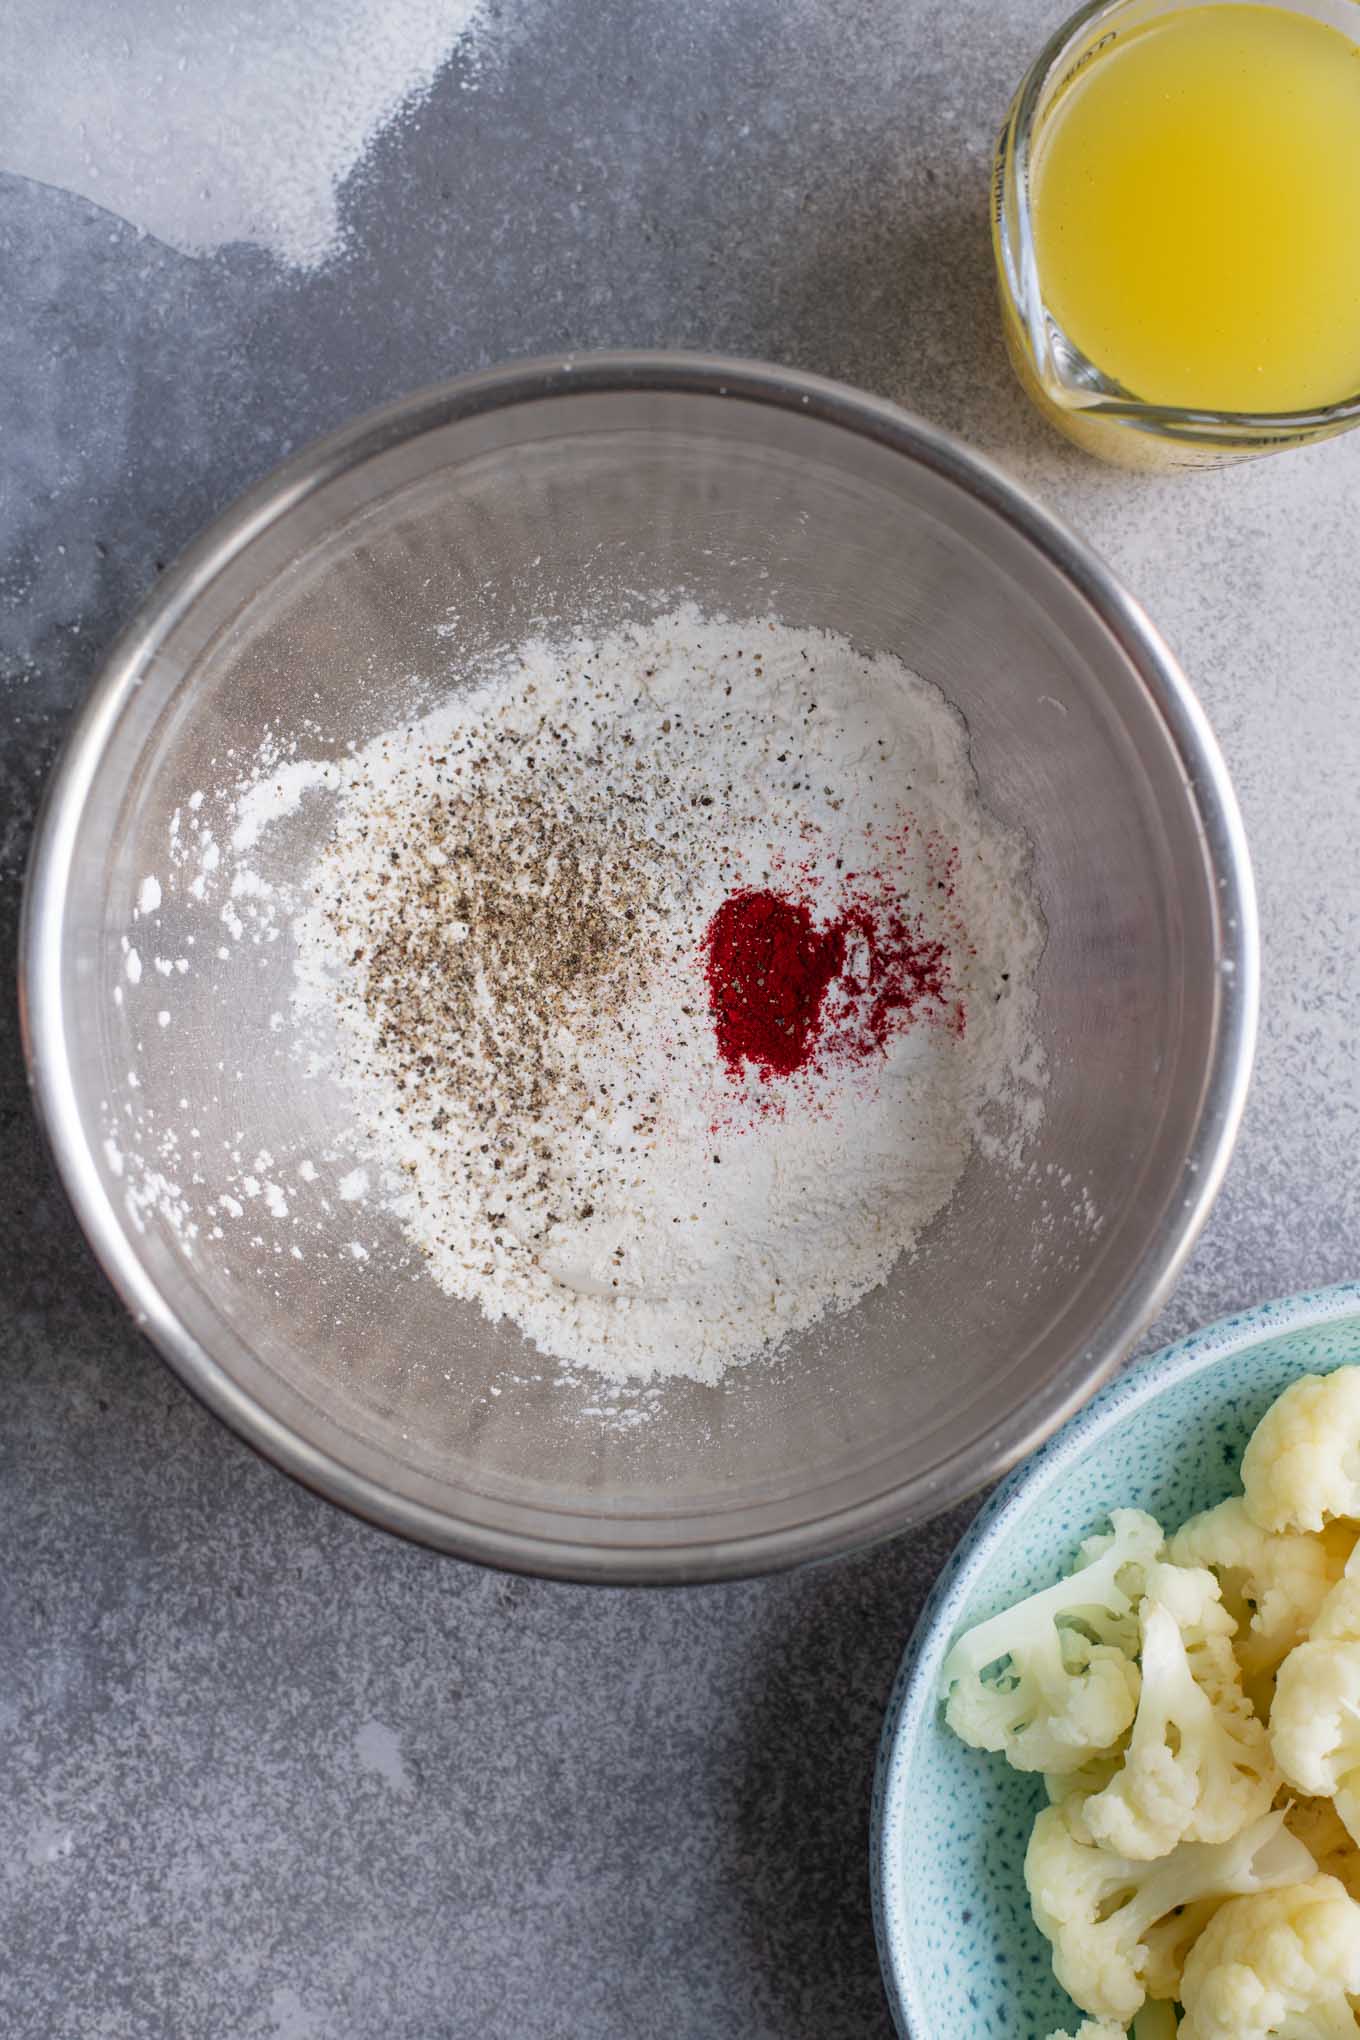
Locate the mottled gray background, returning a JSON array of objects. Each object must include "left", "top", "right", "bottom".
[{"left": 5, "top": 2, "right": 1360, "bottom": 2035}]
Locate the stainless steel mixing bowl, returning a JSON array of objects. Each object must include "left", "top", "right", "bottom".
[{"left": 21, "top": 353, "right": 1257, "bottom": 1582}]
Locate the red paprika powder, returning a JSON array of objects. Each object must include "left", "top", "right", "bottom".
[
  {"left": 703, "top": 889, "right": 846, "bottom": 1078},
  {"left": 702, "top": 884, "right": 958, "bottom": 1082}
]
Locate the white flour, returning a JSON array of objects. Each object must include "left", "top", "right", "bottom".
[
  {"left": 0, "top": 0, "right": 495, "bottom": 268},
  {"left": 228, "top": 608, "right": 1048, "bottom": 1385}
]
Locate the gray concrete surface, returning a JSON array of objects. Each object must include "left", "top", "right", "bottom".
[{"left": 4, "top": 1, "right": 1360, "bottom": 2034}]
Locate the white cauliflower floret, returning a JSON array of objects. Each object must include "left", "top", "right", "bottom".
[
  {"left": 942, "top": 1509, "right": 1162, "bottom": 1774},
  {"left": 1241, "top": 1369, "right": 1360, "bottom": 1535},
  {"left": 1178, "top": 1875, "right": 1360, "bottom": 2038},
  {"left": 1170, "top": 1495, "right": 1356, "bottom": 1681},
  {"left": 1309, "top": 1545, "right": 1360, "bottom": 1644},
  {"left": 1080, "top": 1563, "right": 1278, "bottom": 1858},
  {"left": 1047, "top": 1746, "right": 1129, "bottom": 1827},
  {"left": 1044, "top": 2024, "right": 1127, "bottom": 2039},
  {"left": 1283, "top": 1798, "right": 1360, "bottom": 1903},
  {"left": 1270, "top": 1547, "right": 1360, "bottom": 1840},
  {"left": 1270, "top": 1639, "right": 1360, "bottom": 1844},
  {"left": 1025, "top": 1804, "right": 1316, "bottom": 2024}
]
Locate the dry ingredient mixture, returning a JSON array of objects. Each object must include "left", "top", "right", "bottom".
[
  {"left": 259, "top": 607, "right": 1048, "bottom": 1385},
  {"left": 110, "top": 608, "right": 1049, "bottom": 1389}
]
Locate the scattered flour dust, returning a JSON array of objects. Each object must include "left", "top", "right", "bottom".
[
  {"left": 204, "top": 606, "right": 1048, "bottom": 1387},
  {"left": 0, "top": 0, "right": 498, "bottom": 268}
]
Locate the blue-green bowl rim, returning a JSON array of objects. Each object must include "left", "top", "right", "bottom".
[{"left": 869, "top": 1276, "right": 1360, "bottom": 2038}]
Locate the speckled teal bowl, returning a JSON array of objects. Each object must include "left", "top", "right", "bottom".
[{"left": 871, "top": 1280, "right": 1360, "bottom": 2038}]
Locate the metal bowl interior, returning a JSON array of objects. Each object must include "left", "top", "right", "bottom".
[{"left": 20, "top": 354, "right": 1257, "bottom": 1581}]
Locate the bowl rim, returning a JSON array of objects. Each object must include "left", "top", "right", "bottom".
[
  {"left": 870, "top": 1275, "right": 1360, "bottom": 2036},
  {"left": 18, "top": 348, "right": 1260, "bottom": 1583}
]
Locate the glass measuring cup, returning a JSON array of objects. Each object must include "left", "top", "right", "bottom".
[{"left": 994, "top": 0, "right": 1360, "bottom": 468}]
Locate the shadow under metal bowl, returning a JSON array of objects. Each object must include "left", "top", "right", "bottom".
[{"left": 20, "top": 353, "right": 1257, "bottom": 1583}]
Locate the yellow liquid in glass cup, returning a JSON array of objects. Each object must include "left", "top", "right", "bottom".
[{"left": 994, "top": 0, "right": 1360, "bottom": 467}]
